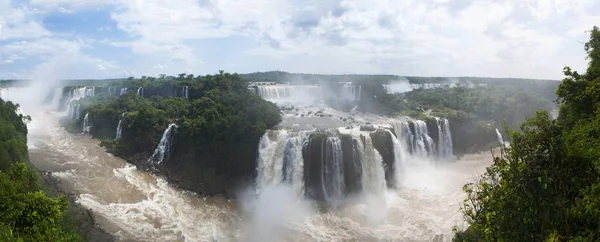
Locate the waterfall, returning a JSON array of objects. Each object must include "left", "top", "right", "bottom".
[
  {"left": 385, "top": 130, "right": 406, "bottom": 186},
  {"left": 256, "top": 85, "right": 292, "bottom": 100},
  {"left": 82, "top": 113, "right": 91, "bottom": 133},
  {"left": 85, "top": 87, "right": 95, "bottom": 97},
  {"left": 182, "top": 86, "right": 189, "bottom": 99},
  {"left": 360, "top": 135, "right": 386, "bottom": 196},
  {"left": 256, "top": 130, "right": 308, "bottom": 196},
  {"left": 137, "top": 87, "right": 144, "bottom": 97},
  {"left": 390, "top": 117, "right": 439, "bottom": 159},
  {"left": 120, "top": 88, "right": 128, "bottom": 96},
  {"left": 358, "top": 86, "right": 362, "bottom": 100},
  {"left": 436, "top": 118, "right": 453, "bottom": 158},
  {"left": 321, "top": 136, "right": 345, "bottom": 201},
  {"left": 115, "top": 113, "right": 125, "bottom": 140},
  {"left": 495, "top": 128, "right": 505, "bottom": 145},
  {"left": 148, "top": 124, "right": 178, "bottom": 164},
  {"left": 411, "top": 120, "right": 435, "bottom": 158},
  {"left": 51, "top": 88, "right": 63, "bottom": 110},
  {"left": 68, "top": 103, "right": 82, "bottom": 120}
]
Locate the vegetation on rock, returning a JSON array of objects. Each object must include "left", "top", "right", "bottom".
[{"left": 0, "top": 98, "right": 80, "bottom": 241}]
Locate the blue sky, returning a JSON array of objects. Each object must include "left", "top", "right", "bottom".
[{"left": 0, "top": 0, "right": 599, "bottom": 80}]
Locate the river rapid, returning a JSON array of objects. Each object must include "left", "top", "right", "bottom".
[{"left": 22, "top": 108, "right": 492, "bottom": 242}]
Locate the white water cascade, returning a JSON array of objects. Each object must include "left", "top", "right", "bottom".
[
  {"left": 182, "top": 86, "right": 189, "bottom": 99},
  {"left": 436, "top": 117, "right": 454, "bottom": 158},
  {"left": 137, "top": 87, "right": 144, "bottom": 97},
  {"left": 414, "top": 120, "right": 435, "bottom": 158},
  {"left": 148, "top": 124, "right": 178, "bottom": 164},
  {"left": 359, "top": 135, "right": 387, "bottom": 196},
  {"left": 82, "top": 113, "right": 91, "bottom": 133},
  {"left": 256, "top": 130, "right": 308, "bottom": 196},
  {"left": 120, "top": 88, "right": 128, "bottom": 96},
  {"left": 66, "top": 87, "right": 95, "bottom": 119},
  {"left": 115, "top": 113, "right": 125, "bottom": 140},
  {"left": 321, "top": 136, "right": 345, "bottom": 201},
  {"left": 495, "top": 128, "right": 505, "bottom": 145},
  {"left": 108, "top": 87, "right": 116, "bottom": 96}
]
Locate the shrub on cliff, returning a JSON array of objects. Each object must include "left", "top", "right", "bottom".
[{"left": 0, "top": 98, "right": 80, "bottom": 241}]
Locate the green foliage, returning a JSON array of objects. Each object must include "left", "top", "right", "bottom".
[
  {"left": 455, "top": 26, "right": 600, "bottom": 242},
  {"left": 0, "top": 98, "right": 80, "bottom": 241}
]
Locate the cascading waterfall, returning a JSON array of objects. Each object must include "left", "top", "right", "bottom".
[
  {"left": 85, "top": 87, "right": 95, "bottom": 97},
  {"left": 495, "top": 128, "right": 505, "bottom": 145},
  {"left": 320, "top": 136, "right": 345, "bottom": 201},
  {"left": 82, "top": 113, "right": 91, "bottom": 133},
  {"left": 385, "top": 129, "right": 406, "bottom": 187},
  {"left": 390, "top": 117, "right": 441, "bottom": 159},
  {"left": 51, "top": 88, "right": 63, "bottom": 109},
  {"left": 115, "top": 113, "right": 125, "bottom": 140},
  {"left": 256, "top": 130, "right": 308, "bottom": 196},
  {"left": 360, "top": 135, "right": 387, "bottom": 196},
  {"left": 256, "top": 85, "right": 292, "bottom": 100},
  {"left": 182, "top": 86, "right": 189, "bottom": 99},
  {"left": 413, "top": 120, "right": 435, "bottom": 157},
  {"left": 137, "top": 87, "right": 144, "bottom": 97},
  {"left": 68, "top": 103, "right": 81, "bottom": 120},
  {"left": 120, "top": 88, "right": 128, "bottom": 96},
  {"left": 436, "top": 117, "right": 453, "bottom": 158},
  {"left": 148, "top": 124, "right": 178, "bottom": 164},
  {"left": 256, "top": 128, "right": 390, "bottom": 203}
]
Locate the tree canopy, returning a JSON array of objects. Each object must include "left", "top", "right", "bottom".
[{"left": 454, "top": 26, "right": 600, "bottom": 242}]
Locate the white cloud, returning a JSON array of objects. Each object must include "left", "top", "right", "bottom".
[{"left": 1, "top": 0, "right": 600, "bottom": 79}]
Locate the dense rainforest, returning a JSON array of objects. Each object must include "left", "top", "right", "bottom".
[
  {"left": 0, "top": 98, "right": 80, "bottom": 241},
  {"left": 64, "top": 71, "right": 281, "bottom": 196},
  {"left": 454, "top": 26, "right": 600, "bottom": 241}
]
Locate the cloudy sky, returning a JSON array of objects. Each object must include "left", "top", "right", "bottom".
[{"left": 0, "top": 0, "right": 599, "bottom": 80}]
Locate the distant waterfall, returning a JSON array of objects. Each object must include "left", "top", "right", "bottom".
[
  {"left": 182, "top": 86, "right": 189, "bottom": 99},
  {"left": 357, "top": 86, "right": 362, "bottom": 100},
  {"left": 256, "top": 130, "right": 308, "bottom": 196},
  {"left": 82, "top": 113, "right": 91, "bottom": 133},
  {"left": 85, "top": 87, "right": 95, "bottom": 97},
  {"left": 390, "top": 117, "right": 446, "bottom": 159},
  {"left": 120, "top": 88, "right": 128, "bottom": 96},
  {"left": 65, "top": 87, "right": 93, "bottom": 118},
  {"left": 148, "top": 124, "right": 178, "bottom": 164},
  {"left": 51, "top": 88, "right": 63, "bottom": 110},
  {"left": 137, "top": 87, "right": 144, "bottom": 97},
  {"left": 436, "top": 118, "right": 453, "bottom": 157},
  {"left": 115, "top": 113, "right": 125, "bottom": 140},
  {"left": 68, "top": 103, "right": 81, "bottom": 120},
  {"left": 108, "top": 87, "right": 116, "bottom": 96},
  {"left": 256, "top": 85, "right": 293, "bottom": 100},
  {"left": 495, "top": 128, "right": 505, "bottom": 145}
]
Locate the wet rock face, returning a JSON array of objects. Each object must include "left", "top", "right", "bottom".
[
  {"left": 360, "top": 125, "right": 376, "bottom": 132},
  {"left": 370, "top": 129, "right": 396, "bottom": 188},
  {"left": 302, "top": 132, "right": 326, "bottom": 200},
  {"left": 341, "top": 134, "right": 362, "bottom": 196}
]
